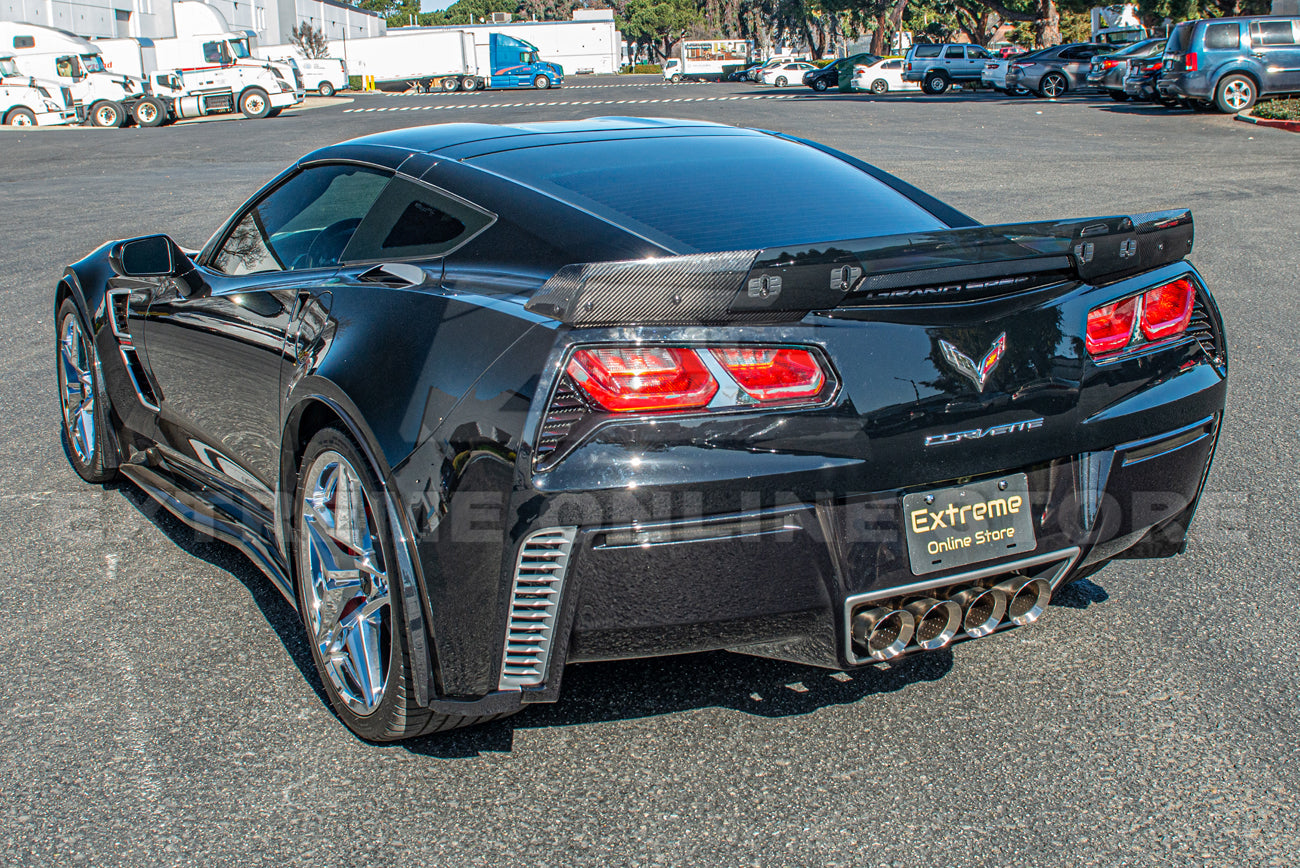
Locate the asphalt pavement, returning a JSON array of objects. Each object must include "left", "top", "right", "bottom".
[{"left": 2, "top": 76, "right": 1299, "bottom": 867}]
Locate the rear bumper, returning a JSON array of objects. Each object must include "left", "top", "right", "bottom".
[{"left": 555, "top": 413, "right": 1221, "bottom": 671}]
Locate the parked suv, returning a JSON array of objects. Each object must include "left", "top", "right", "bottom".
[
  {"left": 1158, "top": 15, "right": 1300, "bottom": 113},
  {"left": 904, "top": 43, "right": 994, "bottom": 94}
]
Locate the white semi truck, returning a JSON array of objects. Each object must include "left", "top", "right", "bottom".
[
  {"left": 0, "top": 22, "right": 147, "bottom": 126},
  {"left": 95, "top": 1, "right": 305, "bottom": 101},
  {"left": 272, "top": 29, "right": 563, "bottom": 92},
  {"left": 140, "top": 64, "right": 298, "bottom": 124},
  {"left": 0, "top": 54, "right": 80, "bottom": 125}
]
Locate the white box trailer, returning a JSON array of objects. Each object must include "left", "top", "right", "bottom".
[{"left": 321, "top": 29, "right": 480, "bottom": 91}]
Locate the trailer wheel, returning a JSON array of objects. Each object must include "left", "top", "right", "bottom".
[
  {"left": 239, "top": 88, "right": 272, "bottom": 119},
  {"left": 89, "top": 100, "right": 125, "bottom": 128},
  {"left": 532, "top": 74, "right": 551, "bottom": 89},
  {"left": 440, "top": 77, "right": 459, "bottom": 92},
  {"left": 3, "top": 107, "right": 36, "bottom": 126},
  {"left": 132, "top": 97, "right": 167, "bottom": 127},
  {"left": 317, "top": 80, "right": 335, "bottom": 97}
]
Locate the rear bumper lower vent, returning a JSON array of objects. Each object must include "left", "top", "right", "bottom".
[
  {"left": 1187, "top": 296, "right": 1222, "bottom": 365},
  {"left": 498, "top": 527, "right": 578, "bottom": 690}
]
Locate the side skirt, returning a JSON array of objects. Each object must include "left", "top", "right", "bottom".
[{"left": 120, "top": 456, "right": 295, "bottom": 606}]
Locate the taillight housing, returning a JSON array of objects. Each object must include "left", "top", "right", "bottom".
[
  {"left": 1103, "top": 59, "right": 1119, "bottom": 69},
  {"left": 1184, "top": 52, "right": 1197, "bottom": 72},
  {"left": 1086, "top": 277, "right": 1198, "bottom": 358},
  {"left": 711, "top": 347, "right": 826, "bottom": 403},
  {"left": 566, "top": 347, "right": 717, "bottom": 412}
]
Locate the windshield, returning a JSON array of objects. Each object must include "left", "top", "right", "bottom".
[
  {"left": 0, "top": 57, "right": 17, "bottom": 76},
  {"left": 81, "top": 54, "right": 106, "bottom": 73},
  {"left": 230, "top": 39, "right": 251, "bottom": 59}
]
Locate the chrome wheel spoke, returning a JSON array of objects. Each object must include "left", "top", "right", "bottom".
[
  {"left": 58, "top": 316, "right": 96, "bottom": 464},
  {"left": 300, "top": 450, "right": 391, "bottom": 716}
]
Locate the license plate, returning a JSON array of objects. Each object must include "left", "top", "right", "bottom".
[{"left": 903, "top": 474, "right": 1036, "bottom": 575}]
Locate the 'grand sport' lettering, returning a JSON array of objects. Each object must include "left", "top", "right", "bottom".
[
  {"left": 909, "top": 495, "right": 1025, "bottom": 534},
  {"left": 924, "top": 418, "right": 1044, "bottom": 447}
]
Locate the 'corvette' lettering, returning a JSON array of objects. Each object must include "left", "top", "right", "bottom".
[{"left": 924, "top": 417, "right": 1044, "bottom": 447}]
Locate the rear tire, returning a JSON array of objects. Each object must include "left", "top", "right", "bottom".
[
  {"left": 89, "top": 100, "right": 125, "bottom": 128},
  {"left": 318, "top": 80, "right": 335, "bottom": 97},
  {"left": 3, "top": 107, "right": 36, "bottom": 126},
  {"left": 1215, "top": 74, "right": 1256, "bottom": 113},
  {"left": 812, "top": 78, "right": 828, "bottom": 91},
  {"left": 239, "top": 87, "right": 271, "bottom": 119},
  {"left": 1038, "top": 72, "right": 1067, "bottom": 98},
  {"left": 294, "top": 426, "right": 515, "bottom": 740},
  {"left": 922, "top": 72, "right": 949, "bottom": 95},
  {"left": 870, "top": 79, "right": 888, "bottom": 94},
  {"left": 132, "top": 96, "right": 167, "bottom": 127},
  {"left": 775, "top": 76, "right": 787, "bottom": 87}
]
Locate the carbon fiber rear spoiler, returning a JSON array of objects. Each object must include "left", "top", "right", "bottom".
[{"left": 524, "top": 209, "right": 1193, "bottom": 327}]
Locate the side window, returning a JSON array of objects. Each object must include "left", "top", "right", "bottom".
[
  {"left": 914, "top": 45, "right": 941, "bottom": 58},
  {"left": 1251, "top": 21, "right": 1297, "bottom": 46},
  {"left": 968, "top": 46, "right": 991, "bottom": 60},
  {"left": 944, "top": 46, "right": 965, "bottom": 59},
  {"left": 55, "top": 56, "right": 75, "bottom": 77},
  {"left": 202, "top": 41, "right": 223, "bottom": 63},
  {"left": 341, "top": 177, "right": 494, "bottom": 263},
  {"left": 13, "top": 36, "right": 35, "bottom": 49},
  {"left": 211, "top": 164, "right": 391, "bottom": 276},
  {"left": 884, "top": 60, "right": 900, "bottom": 69},
  {"left": 1203, "top": 22, "right": 1241, "bottom": 51}
]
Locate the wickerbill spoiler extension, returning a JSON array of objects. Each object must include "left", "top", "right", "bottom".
[{"left": 526, "top": 209, "right": 1193, "bottom": 326}]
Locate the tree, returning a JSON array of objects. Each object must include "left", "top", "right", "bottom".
[
  {"left": 290, "top": 21, "right": 330, "bottom": 58},
  {"left": 617, "top": 0, "right": 701, "bottom": 61}
]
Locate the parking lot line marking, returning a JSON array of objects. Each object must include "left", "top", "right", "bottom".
[{"left": 341, "top": 94, "right": 812, "bottom": 114}]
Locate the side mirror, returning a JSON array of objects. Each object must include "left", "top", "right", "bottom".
[{"left": 116, "top": 235, "right": 179, "bottom": 277}]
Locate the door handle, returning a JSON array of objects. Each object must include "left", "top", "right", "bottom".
[{"left": 357, "top": 262, "right": 428, "bottom": 287}]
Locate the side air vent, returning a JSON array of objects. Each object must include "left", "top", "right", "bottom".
[
  {"left": 498, "top": 527, "right": 577, "bottom": 691},
  {"left": 534, "top": 377, "right": 591, "bottom": 464},
  {"left": 107, "top": 290, "right": 131, "bottom": 340},
  {"left": 120, "top": 347, "right": 160, "bottom": 410},
  {"left": 1187, "top": 296, "right": 1222, "bottom": 366}
]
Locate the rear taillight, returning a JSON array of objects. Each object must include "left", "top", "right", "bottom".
[
  {"left": 565, "top": 344, "right": 833, "bottom": 413},
  {"left": 1086, "top": 297, "right": 1138, "bottom": 356},
  {"left": 1140, "top": 277, "right": 1195, "bottom": 340},
  {"left": 711, "top": 347, "right": 826, "bottom": 402},
  {"left": 1185, "top": 52, "right": 1197, "bottom": 72},
  {"left": 567, "top": 347, "right": 716, "bottom": 412},
  {"left": 1086, "top": 278, "right": 1198, "bottom": 358},
  {"left": 1103, "top": 59, "right": 1120, "bottom": 69}
]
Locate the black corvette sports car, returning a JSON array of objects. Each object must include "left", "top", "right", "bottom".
[{"left": 56, "top": 119, "right": 1227, "bottom": 741}]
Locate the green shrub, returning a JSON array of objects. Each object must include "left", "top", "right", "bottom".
[
  {"left": 1254, "top": 98, "right": 1300, "bottom": 121},
  {"left": 623, "top": 64, "right": 662, "bottom": 74},
  {"left": 348, "top": 75, "right": 364, "bottom": 91}
]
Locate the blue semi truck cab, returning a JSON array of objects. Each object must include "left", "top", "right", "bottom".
[{"left": 488, "top": 33, "right": 563, "bottom": 89}]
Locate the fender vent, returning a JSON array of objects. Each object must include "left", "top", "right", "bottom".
[
  {"left": 1187, "top": 296, "right": 1222, "bottom": 365},
  {"left": 108, "top": 290, "right": 131, "bottom": 340},
  {"left": 120, "top": 346, "right": 159, "bottom": 410},
  {"left": 498, "top": 527, "right": 577, "bottom": 690}
]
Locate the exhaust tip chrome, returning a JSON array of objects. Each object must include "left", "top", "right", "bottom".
[
  {"left": 950, "top": 586, "right": 1007, "bottom": 638},
  {"left": 903, "top": 597, "right": 962, "bottom": 650},
  {"left": 993, "top": 576, "right": 1051, "bottom": 626},
  {"left": 851, "top": 606, "right": 916, "bottom": 661}
]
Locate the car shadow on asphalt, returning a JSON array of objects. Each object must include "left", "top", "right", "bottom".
[{"left": 111, "top": 476, "right": 1108, "bottom": 759}]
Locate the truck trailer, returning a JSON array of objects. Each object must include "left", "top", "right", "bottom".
[{"left": 662, "top": 39, "right": 753, "bottom": 82}]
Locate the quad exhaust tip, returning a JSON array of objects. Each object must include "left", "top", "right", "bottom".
[
  {"left": 849, "top": 571, "right": 1055, "bottom": 662},
  {"left": 852, "top": 607, "right": 915, "bottom": 661}
]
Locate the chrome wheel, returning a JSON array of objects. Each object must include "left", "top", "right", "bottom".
[
  {"left": 58, "top": 311, "right": 96, "bottom": 465},
  {"left": 1040, "top": 73, "right": 1066, "bottom": 98},
  {"left": 300, "top": 451, "right": 391, "bottom": 716}
]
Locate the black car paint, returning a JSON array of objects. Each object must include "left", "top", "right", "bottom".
[{"left": 58, "top": 119, "right": 1228, "bottom": 714}]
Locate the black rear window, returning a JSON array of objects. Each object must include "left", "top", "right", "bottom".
[
  {"left": 1167, "top": 23, "right": 1192, "bottom": 53},
  {"left": 469, "top": 135, "right": 945, "bottom": 253},
  {"left": 914, "top": 45, "right": 942, "bottom": 58}
]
